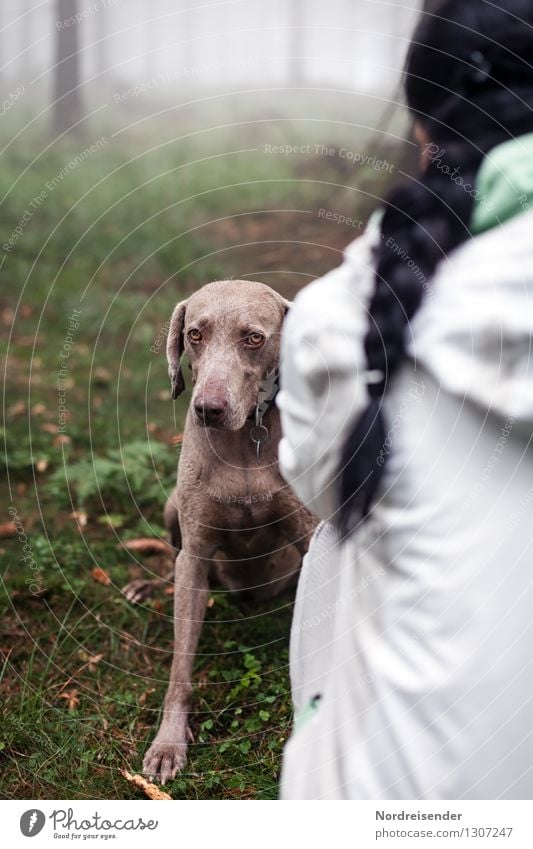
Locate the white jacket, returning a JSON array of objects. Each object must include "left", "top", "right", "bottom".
[{"left": 277, "top": 210, "right": 533, "bottom": 800}]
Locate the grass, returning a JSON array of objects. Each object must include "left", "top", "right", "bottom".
[{"left": 0, "top": 99, "right": 400, "bottom": 799}]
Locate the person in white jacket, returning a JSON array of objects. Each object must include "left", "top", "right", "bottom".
[{"left": 277, "top": 0, "right": 533, "bottom": 800}]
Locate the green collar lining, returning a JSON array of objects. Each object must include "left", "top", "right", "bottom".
[{"left": 471, "top": 132, "right": 533, "bottom": 235}]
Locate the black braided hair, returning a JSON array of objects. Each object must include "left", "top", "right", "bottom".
[{"left": 338, "top": 0, "right": 533, "bottom": 535}]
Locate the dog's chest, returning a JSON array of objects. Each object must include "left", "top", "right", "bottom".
[
  {"left": 204, "top": 466, "right": 281, "bottom": 525},
  {"left": 180, "top": 453, "right": 283, "bottom": 514}
]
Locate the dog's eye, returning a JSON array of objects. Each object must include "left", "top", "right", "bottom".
[
  {"left": 244, "top": 332, "right": 265, "bottom": 348},
  {"left": 187, "top": 329, "right": 202, "bottom": 344}
]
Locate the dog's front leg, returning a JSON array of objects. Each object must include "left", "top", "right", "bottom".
[{"left": 143, "top": 548, "right": 209, "bottom": 783}]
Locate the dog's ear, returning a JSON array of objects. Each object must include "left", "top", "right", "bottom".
[
  {"left": 279, "top": 296, "right": 293, "bottom": 317},
  {"left": 166, "top": 299, "right": 188, "bottom": 400}
]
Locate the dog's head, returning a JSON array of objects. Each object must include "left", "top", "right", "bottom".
[{"left": 166, "top": 280, "right": 291, "bottom": 431}]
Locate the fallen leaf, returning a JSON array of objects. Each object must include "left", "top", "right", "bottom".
[
  {"left": 121, "top": 538, "right": 171, "bottom": 555},
  {"left": 59, "top": 689, "right": 80, "bottom": 711},
  {"left": 35, "top": 458, "right": 48, "bottom": 473},
  {"left": 41, "top": 423, "right": 57, "bottom": 434},
  {"left": 71, "top": 510, "right": 88, "bottom": 528},
  {"left": 89, "top": 653, "right": 104, "bottom": 669},
  {"left": 160, "top": 430, "right": 178, "bottom": 446},
  {"left": 172, "top": 434, "right": 183, "bottom": 446},
  {"left": 92, "top": 367, "right": 111, "bottom": 386},
  {"left": 53, "top": 434, "right": 71, "bottom": 447},
  {"left": 139, "top": 687, "right": 156, "bottom": 705},
  {"left": 8, "top": 401, "right": 25, "bottom": 416},
  {"left": 91, "top": 566, "right": 111, "bottom": 586},
  {"left": 121, "top": 770, "right": 172, "bottom": 800},
  {"left": 31, "top": 403, "right": 47, "bottom": 415},
  {"left": 0, "top": 522, "right": 17, "bottom": 538},
  {"left": 77, "top": 650, "right": 104, "bottom": 671},
  {"left": 18, "top": 335, "right": 43, "bottom": 347},
  {"left": 2, "top": 308, "right": 13, "bottom": 326},
  {"left": 207, "top": 597, "right": 215, "bottom": 608}
]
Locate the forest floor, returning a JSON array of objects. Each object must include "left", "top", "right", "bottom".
[{"left": 0, "top": 120, "right": 395, "bottom": 800}]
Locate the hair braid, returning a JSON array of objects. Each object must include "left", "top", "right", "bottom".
[{"left": 338, "top": 0, "right": 533, "bottom": 535}]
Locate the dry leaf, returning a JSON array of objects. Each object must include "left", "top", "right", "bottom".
[
  {"left": 31, "top": 403, "right": 47, "bottom": 415},
  {"left": 54, "top": 434, "right": 71, "bottom": 447},
  {"left": 59, "top": 689, "right": 80, "bottom": 711},
  {"left": 35, "top": 458, "right": 48, "bottom": 473},
  {"left": 0, "top": 522, "right": 17, "bottom": 538},
  {"left": 172, "top": 434, "right": 183, "bottom": 446},
  {"left": 71, "top": 510, "right": 88, "bottom": 528},
  {"left": 92, "top": 367, "right": 111, "bottom": 385},
  {"left": 8, "top": 401, "right": 25, "bottom": 416},
  {"left": 207, "top": 597, "right": 215, "bottom": 608},
  {"left": 41, "top": 423, "right": 58, "bottom": 434},
  {"left": 121, "top": 770, "right": 172, "bottom": 800},
  {"left": 18, "top": 335, "right": 43, "bottom": 347},
  {"left": 77, "top": 650, "right": 104, "bottom": 671},
  {"left": 139, "top": 687, "right": 156, "bottom": 705},
  {"left": 2, "top": 308, "right": 14, "bottom": 326},
  {"left": 91, "top": 566, "right": 111, "bottom": 586},
  {"left": 121, "top": 538, "right": 171, "bottom": 555}
]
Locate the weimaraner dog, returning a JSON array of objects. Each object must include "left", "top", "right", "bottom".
[{"left": 129, "top": 280, "right": 317, "bottom": 783}]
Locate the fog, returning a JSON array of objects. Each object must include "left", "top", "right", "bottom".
[{"left": 1, "top": 0, "right": 422, "bottom": 134}]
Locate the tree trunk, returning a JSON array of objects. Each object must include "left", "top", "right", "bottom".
[
  {"left": 54, "top": 0, "right": 82, "bottom": 134},
  {"left": 21, "top": 0, "right": 36, "bottom": 81},
  {"left": 288, "top": 0, "right": 304, "bottom": 84},
  {"left": 0, "top": 4, "right": 4, "bottom": 86},
  {"left": 94, "top": 3, "right": 108, "bottom": 80}
]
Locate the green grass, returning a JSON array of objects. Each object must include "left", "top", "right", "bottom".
[
  {"left": 0, "top": 102, "right": 399, "bottom": 799},
  {"left": 0, "top": 531, "right": 293, "bottom": 799}
]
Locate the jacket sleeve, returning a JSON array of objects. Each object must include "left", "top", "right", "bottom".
[{"left": 277, "top": 219, "right": 381, "bottom": 520}]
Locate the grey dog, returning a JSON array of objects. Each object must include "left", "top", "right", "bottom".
[{"left": 127, "top": 280, "right": 317, "bottom": 784}]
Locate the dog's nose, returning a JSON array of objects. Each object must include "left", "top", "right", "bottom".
[{"left": 194, "top": 397, "right": 227, "bottom": 425}]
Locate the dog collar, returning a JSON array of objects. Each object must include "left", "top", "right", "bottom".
[
  {"left": 255, "top": 367, "right": 280, "bottom": 424},
  {"left": 249, "top": 368, "right": 279, "bottom": 463}
]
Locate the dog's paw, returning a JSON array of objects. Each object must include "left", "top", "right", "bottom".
[
  {"left": 143, "top": 739, "right": 188, "bottom": 784},
  {"left": 122, "top": 578, "right": 162, "bottom": 604}
]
